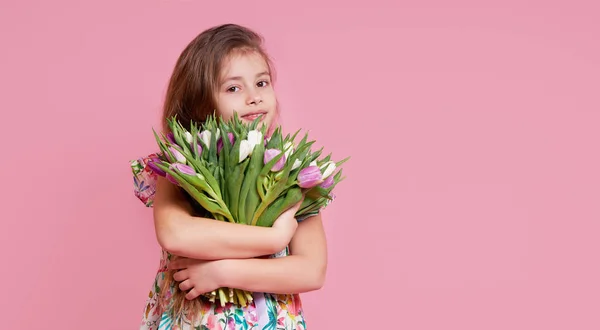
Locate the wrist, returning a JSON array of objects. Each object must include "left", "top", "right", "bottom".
[
  {"left": 217, "top": 259, "right": 239, "bottom": 288},
  {"left": 268, "top": 228, "right": 287, "bottom": 254}
]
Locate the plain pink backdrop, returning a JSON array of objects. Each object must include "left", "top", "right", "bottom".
[{"left": 1, "top": 0, "right": 599, "bottom": 329}]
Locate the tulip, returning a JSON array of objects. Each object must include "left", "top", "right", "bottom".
[
  {"left": 283, "top": 141, "right": 294, "bottom": 159},
  {"left": 184, "top": 132, "right": 193, "bottom": 144},
  {"left": 320, "top": 175, "right": 335, "bottom": 189},
  {"left": 147, "top": 158, "right": 166, "bottom": 177},
  {"left": 218, "top": 132, "right": 235, "bottom": 153},
  {"left": 247, "top": 130, "right": 263, "bottom": 151},
  {"left": 264, "top": 149, "right": 286, "bottom": 172},
  {"left": 310, "top": 160, "right": 317, "bottom": 167},
  {"left": 320, "top": 161, "right": 336, "bottom": 179},
  {"left": 172, "top": 163, "right": 196, "bottom": 176},
  {"left": 166, "top": 173, "right": 179, "bottom": 186},
  {"left": 198, "top": 130, "right": 212, "bottom": 149},
  {"left": 239, "top": 140, "right": 252, "bottom": 163},
  {"left": 168, "top": 147, "right": 186, "bottom": 164},
  {"left": 297, "top": 166, "right": 323, "bottom": 188},
  {"left": 291, "top": 159, "right": 302, "bottom": 170},
  {"left": 167, "top": 132, "right": 177, "bottom": 145}
]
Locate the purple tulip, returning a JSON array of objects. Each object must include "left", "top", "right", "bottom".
[
  {"left": 320, "top": 175, "right": 335, "bottom": 189},
  {"left": 217, "top": 132, "right": 235, "bottom": 153},
  {"left": 147, "top": 158, "right": 166, "bottom": 177},
  {"left": 264, "top": 148, "right": 286, "bottom": 172},
  {"left": 297, "top": 166, "right": 323, "bottom": 188},
  {"left": 194, "top": 143, "right": 203, "bottom": 156},
  {"left": 167, "top": 132, "right": 177, "bottom": 145},
  {"left": 171, "top": 163, "right": 196, "bottom": 176}
]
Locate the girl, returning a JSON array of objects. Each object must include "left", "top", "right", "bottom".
[{"left": 131, "top": 24, "right": 329, "bottom": 330}]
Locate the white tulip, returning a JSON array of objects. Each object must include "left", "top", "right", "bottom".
[
  {"left": 247, "top": 130, "right": 263, "bottom": 151},
  {"left": 283, "top": 141, "right": 294, "bottom": 159},
  {"left": 239, "top": 140, "right": 252, "bottom": 163},
  {"left": 321, "top": 161, "right": 336, "bottom": 179},
  {"left": 292, "top": 159, "right": 302, "bottom": 170},
  {"left": 184, "top": 132, "right": 193, "bottom": 144},
  {"left": 310, "top": 160, "right": 317, "bottom": 167},
  {"left": 199, "top": 130, "right": 211, "bottom": 149}
]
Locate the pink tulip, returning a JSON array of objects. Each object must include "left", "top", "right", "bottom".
[
  {"left": 168, "top": 147, "right": 186, "bottom": 164},
  {"left": 166, "top": 173, "right": 179, "bottom": 185},
  {"left": 172, "top": 163, "right": 196, "bottom": 176},
  {"left": 217, "top": 132, "right": 235, "bottom": 153},
  {"left": 320, "top": 175, "right": 335, "bottom": 189},
  {"left": 264, "top": 148, "right": 286, "bottom": 172},
  {"left": 297, "top": 166, "right": 323, "bottom": 188}
]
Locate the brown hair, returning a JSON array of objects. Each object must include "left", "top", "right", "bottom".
[
  {"left": 161, "top": 23, "right": 277, "bottom": 133},
  {"left": 158, "top": 23, "right": 277, "bottom": 325}
]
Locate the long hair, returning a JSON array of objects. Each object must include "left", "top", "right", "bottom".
[
  {"left": 161, "top": 23, "right": 278, "bottom": 133},
  {"left": 158, "top": 23, "right": 277, "bottom": 325}
]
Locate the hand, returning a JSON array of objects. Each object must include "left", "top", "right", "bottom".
[
  {"left": 271, "top": 200, "right": 303, "bottom": 247},
  {"left": 168, "top": 257, "right": 225, "bottom": 300}
]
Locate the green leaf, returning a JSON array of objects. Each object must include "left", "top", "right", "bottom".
[
  {"left": 155, "top": 163, "right": 231, "bottom": 220},
  {"left": 256, "top": 187, "right": 303, "bottom": 227},
  {"left": 181, "top": 151, "right": 223, "bottom": 200},
  {"left": 250, "top": 151, "right": 293, "bottom": 226},
  {"left": 227, "top": 159, "right": 249, "bottom": 223},
  {"left": 238, "top": 141, "right": 265, "bottom": 225}
]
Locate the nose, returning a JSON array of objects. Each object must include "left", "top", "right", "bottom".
[{"left": 246, "top": 88, "right": 262, "bottom": 105}]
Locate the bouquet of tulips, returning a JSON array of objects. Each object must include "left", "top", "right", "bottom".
[{"left": 147, "top": 113, "right": 348, "bottom": 307}]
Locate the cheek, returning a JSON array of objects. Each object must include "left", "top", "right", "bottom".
[{"left": 215, "top": 96, "right": 239, "bottom": 119}]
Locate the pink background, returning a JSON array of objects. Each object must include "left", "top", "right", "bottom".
[{"left": 2, "top": 0, "right": 599, "bottom": 329}]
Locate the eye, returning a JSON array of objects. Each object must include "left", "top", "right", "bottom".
[
  {"left": 226, "top": 86, "right": 240, "bottom": 93},
  {"left": 257, "top": 80, "right": 270, "bottom": 88}
]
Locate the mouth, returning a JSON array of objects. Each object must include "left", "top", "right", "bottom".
[{"left": 241, "top": 111, "right": 267, "bottom": 122}]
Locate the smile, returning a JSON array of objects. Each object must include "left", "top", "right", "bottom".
[{"left": 241, "top": 111, "right": 267, "bottom": 121}]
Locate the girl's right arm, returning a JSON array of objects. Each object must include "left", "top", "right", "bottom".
[{"left": 153, "top": 176, "right": 296, "bottom": 260}]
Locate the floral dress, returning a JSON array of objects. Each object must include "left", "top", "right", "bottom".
[{"left": 131, "top": 154, "right": 314, "bottom": 330}]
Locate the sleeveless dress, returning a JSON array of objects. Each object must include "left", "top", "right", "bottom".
[{"left": 131, "top": 154, "right": 326, "bottom": 330}]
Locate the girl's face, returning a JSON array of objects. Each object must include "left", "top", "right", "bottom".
[{"left": 215, "top": 51, "right": 277, "bottom": 131}]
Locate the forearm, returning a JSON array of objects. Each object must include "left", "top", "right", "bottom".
[
  {"left": 155, "top": 211, "right": 283, "bottom": 260},
  {"left": 220, "top": 256, "right": 326, "bottom": 294}
]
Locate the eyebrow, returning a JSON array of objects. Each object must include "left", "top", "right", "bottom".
[{"left": 221, "top": 71, "right": 270, "bottom": 84}]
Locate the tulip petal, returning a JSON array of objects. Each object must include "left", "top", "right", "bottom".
[
  {"left": 297, "top": 166, "right": 323, "bottom": 188},
  {"left": 167, "top": 132, "right": 177, "bottom": 145},
  {"left": 172, "top": 163, "right": 196, "bottom": 176},
  {"left": 320, "top": 175, "right": 335, "bottom": 189},
  {"left": 147, "top": 159, "right": 166, "bottom": 177},
  {"left": 239, "top": 140, "right": 252, "bottom": 163},
  {"left": 264, "top": 149, "right": 286, "bottom": 172},
  {"left": 166, "top": 173, "right": 179, "bottom": 185},
  {"left": 168, "top": 147, "right": 187, "bottom": 164}
]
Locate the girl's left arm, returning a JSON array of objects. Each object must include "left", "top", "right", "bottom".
[{"left": 219, "top": 213, "right": 328, "bottom": 294}]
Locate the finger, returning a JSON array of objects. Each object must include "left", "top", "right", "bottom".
[
  {"left": 185, "top": 288, "right": 201, "bottom": 300},
  {"left": 293, "top": 200, "right": 303, "bottom": 210},
  {"left": 284, "top": 201, "right": 302, "bottom": 214},
  {"left": 172, "top": 269, "right": 189, "bottom": 282},
  {"left": 178, "top": 279, "right": 194, "bottom": 291},
  {"left": 168, "top": 258, "right": 190, "bottom": 270}
]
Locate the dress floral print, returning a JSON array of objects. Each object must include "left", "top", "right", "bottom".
[{"left": 131, "top": 154, "right": 323, "bottom": 329}]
